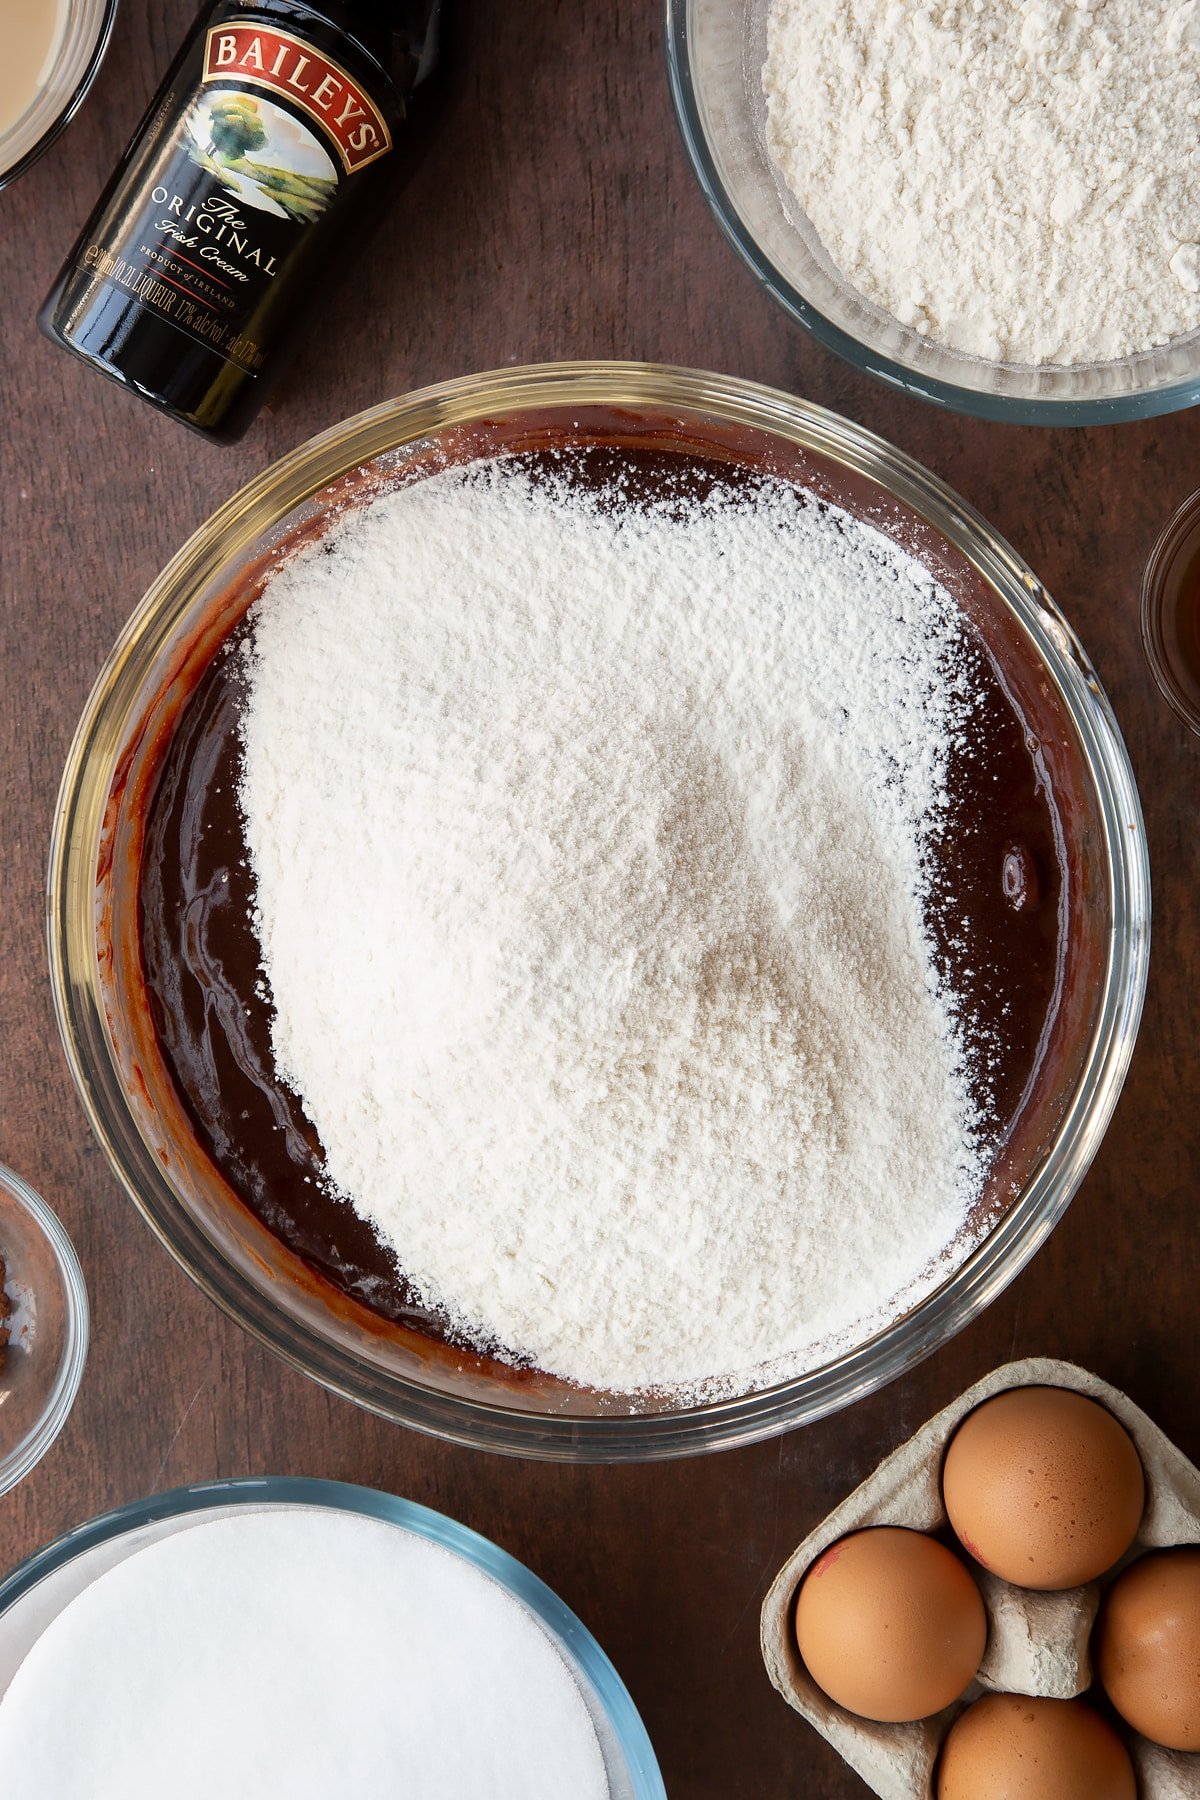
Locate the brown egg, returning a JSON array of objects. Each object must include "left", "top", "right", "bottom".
[
  {"left": 793, "top": 1526, "right": 986, "bottom": 1723},
  {"left": 1096, "top": 1545, "right": 1200, "bottom": 1750},
  {"left": 937, "top": 1694, "right": 1137, "bottom": 1800},
  {"left": 942, "top": 1386, "right": 1144, "bottom": 1589}
]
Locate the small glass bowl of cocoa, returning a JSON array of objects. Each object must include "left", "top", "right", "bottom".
[
  {"left": 1141, "top": 488, "right": 1200, "bottom": 737},
  {"left": 0, "top": 1165, "right": 89, "bottom": 1498}
]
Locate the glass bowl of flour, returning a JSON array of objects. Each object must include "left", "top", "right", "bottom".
[
  {"left": 48, "top": 363, "right": 1149, "bottom": 1457},
  {"left": 665, "top": 0, "right": 1200, "bottom": 422},
  {"left": 0, "top": 1478, "right": 666, "bottom": 1797}
]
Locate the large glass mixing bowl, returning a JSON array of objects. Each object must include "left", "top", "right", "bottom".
[
  {"left": 664, "top": 0, "right": 1200, "bottom": 423},
  {"left": 48, "top": 363, "right": 1150, "bottom": 1459}
]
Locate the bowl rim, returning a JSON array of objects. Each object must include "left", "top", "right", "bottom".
[
  {"left": 0, "top": 1474, "right": 667, "bottom": 1798},
  {"left": 46, "top": 360, "right": 1151, "bottom": 1461},
  {"left": 0, "top": 0, "right": 120, "bottom": 193},
  {"left": 662, "top": 0, "right": 1200, "bottom": 426},
  {"left": 0, "top": 1164, "right": 90, "bottom": 1499}
]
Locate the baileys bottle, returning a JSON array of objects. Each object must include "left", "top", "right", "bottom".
[{"left": 40, "top": 2, "right": 443, "bottom": 442}]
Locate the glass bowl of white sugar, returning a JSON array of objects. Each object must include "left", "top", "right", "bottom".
[
  {"left": 0, "top": 1478, "right": 666, "bottom": 1798},
  {"left": 665, "top": 0, "right": 1200, "bottom": 422},
  {"left": 47, "top": 363, "right": 1149, "bottom": 1458}
]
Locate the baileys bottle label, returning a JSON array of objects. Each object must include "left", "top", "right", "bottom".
[
  {"left": 201, "top": 26, "right": 392, "bottom": 172},
  {"left": 73, "top": 17, "right": 395, "bottom": 376}
]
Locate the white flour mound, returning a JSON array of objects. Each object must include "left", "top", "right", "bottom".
[
  {"left": 763, "top": 0, "right": 1200, "bottom": 366},
  {"left": 0, "top": 1509, "right": 608, "bottom": 1798},
  {"left": 238, "top": 459, "right": 985, "bottom": 1398}
]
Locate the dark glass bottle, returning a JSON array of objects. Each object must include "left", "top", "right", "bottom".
[{"left": 39, "top": 1, "right": 442, "bottom": 442}]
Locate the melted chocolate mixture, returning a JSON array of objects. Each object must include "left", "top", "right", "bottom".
[{"left": 139, "top": 447, "right": 1065, "bottom": 1343}]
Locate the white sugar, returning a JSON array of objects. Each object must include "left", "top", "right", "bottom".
[
  {"left": 0, "top": 1509, "right": 609, "bottom": 1797},
  {"left": 238, "top": 459, "right": 986, "bottom": 1398}
]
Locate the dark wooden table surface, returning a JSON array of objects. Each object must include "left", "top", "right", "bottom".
[{"left": 1, "top": 4, "right": 1196, "bottom": 1794}]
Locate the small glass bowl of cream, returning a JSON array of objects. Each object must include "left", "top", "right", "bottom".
[
  {"left": 0, "top": 0, "right": 119, "bottom": 191},
  {"left": 0, "top": 1165, "right": 89, "bottom": 1498}
]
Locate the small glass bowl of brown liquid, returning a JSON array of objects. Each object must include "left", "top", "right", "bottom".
[{"left": 1142, "top": 490, "right": 1200, "bottom": 737}]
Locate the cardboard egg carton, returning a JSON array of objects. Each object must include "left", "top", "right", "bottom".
[{"left": 760, "top": 1358, "right": 1200, "bottom": 1798}]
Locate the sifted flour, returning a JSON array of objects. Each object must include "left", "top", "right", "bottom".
[
  {"left": 763, "top": 0, "right": 1200, "bottom": 366},
  {"left": 238, "top": 458, "right": 985, "bottom": 1398}
]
